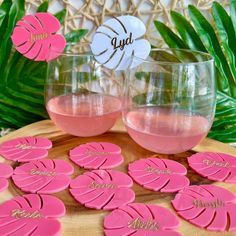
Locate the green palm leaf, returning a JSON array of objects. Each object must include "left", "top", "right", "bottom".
[
  {"left": 230, "top": 0, "right": 236, "bottom": 32},
  {"left": 0, "top": 0, "right": 88, "bottom": 129},
  {"left": 154, "top": 21, "right": 188, "bottom": 49},
  {"left": 154, "top": 0, "right": 236, "bottom": 143},
  {"left": 37, "top": 0, "right": 48, "bottom": 12},
  {"left": 212, "top": 2, "right": 236, "bottom": 83},
  {"left": 170, "top": 10, "right": 206, "bottom": 52}
]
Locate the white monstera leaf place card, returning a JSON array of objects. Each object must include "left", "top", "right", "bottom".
[{"left": 90, "top": 15, "right": 151, "bottom": 70}]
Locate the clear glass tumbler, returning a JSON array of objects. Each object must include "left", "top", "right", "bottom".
[
  {"left": 123, "top": 48, "right": 215, "bottom": 154},
  {"left": 45, "top": 44, "right": 124, "bottom": 137}
]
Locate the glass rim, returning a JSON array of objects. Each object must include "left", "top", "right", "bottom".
[
  {"left": 50, "top": 44, "right": 213, "bottom": 66},
  {"left": 131, "top": 48, "right": 214, "bottom": 66}
]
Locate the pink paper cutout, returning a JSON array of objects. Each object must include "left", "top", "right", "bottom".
[
  {"left": 11, "top": 13, "right": 66, "bottom": 61},
  {"left": 0, "top": 163, "right": 13, "bottom": 192},
  {"left": 69, "top": 142, "right": 124, "bottom": 169},
  {"left": 128, "top": 158, "right": 190, "bottom": 192},
  {"left": 0, "top": 193, "right": 65, "bottom": 236},
  {"left": 104, "top": 203, "right": 181, "bottom": 236},
  {"left": 172, "top": 185, "right": 236, "bottom": 231},
  {"left": 0, "top": 136, "right": 52, "bottom": 162},
  {"left": 12, "top": 159, "right": 74, "bottom": 194},
  {"left": 70, "top": 169, "right": 135, "bottom": 210},
  {"left": 188, "top": 152, "right": 236, "bottom": 183}
]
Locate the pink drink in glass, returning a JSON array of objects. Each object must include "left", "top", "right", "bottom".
[
  {"left": 124, "top": 107, "right": 209, "bottom": 154},
  {"left": 47, "top": 94, "right": 121, "bottom": 137}
]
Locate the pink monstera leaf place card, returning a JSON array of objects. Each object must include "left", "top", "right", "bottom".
[
  {"left": 69, "top": 142, "right": 124, "bottom": 169},
  {"left": 172, "top": 185, "right": 236, "bottom": 232},
  {"left": 12, "top": 159, "right": 74, "bottom": 194},
  {"left": 0, "top": 194, "right": 65, "bottom": 235},
  {"left": 11, "top": 13, "right": 66, "bottom": 61},
  {"left": 70, "top": 169, "right": 135, "bottom": 210},
  {"left": 188, "top": 152, "right": 236, "bottom": 182},
  {"left": 129, "top": 158, "right": 190, "bottom": 192},
  {"left": 0, "top": 136, "right": 52, "bottom": 162},
  {"left": 104, "top": 203, "right": 181, "bottom": 236}
]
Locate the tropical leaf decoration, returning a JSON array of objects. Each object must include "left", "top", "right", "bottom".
[
  {"left": 154, "top": 0, "right": 236, "bottom": 143},
  {"left": 11, "top": 12, "right": 67, "bottom": 61},
  {"left": 0, "top": 0, "right": 88, "bottom": 130}
]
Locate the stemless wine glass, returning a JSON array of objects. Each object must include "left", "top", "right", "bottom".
[
  {"left": 123, "top": 48, "right": 215, "bottom": 154},
  {"left": 45, "top": 43, "right": 124, "bottom": 137}
]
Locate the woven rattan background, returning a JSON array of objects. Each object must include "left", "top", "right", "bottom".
[{"left": 25, "top": 0, "right": 229, "bottom": 46}]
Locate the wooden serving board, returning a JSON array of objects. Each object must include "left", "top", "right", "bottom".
[{"left": 0, "top": 119, "right": 236, "bottom": 236}]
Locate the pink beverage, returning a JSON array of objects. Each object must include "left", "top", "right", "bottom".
[
  {"left": 46, "top": 94, "right": 122, "bottom": 137},
  {"left": 123, "top": 107, "right": 210, "bottom": 154}
]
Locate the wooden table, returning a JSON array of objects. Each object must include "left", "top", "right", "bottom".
[{"left": 0, "top": 119, "right": 236, "bottom": 236}]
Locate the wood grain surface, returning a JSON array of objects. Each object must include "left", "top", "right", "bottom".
[{"left": 0, "top": 119, "right": 236, "bottom": 236}]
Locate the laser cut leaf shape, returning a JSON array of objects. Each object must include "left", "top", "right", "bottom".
[
  {"left": 69, "top": 142, "right": 124, "bottom": 169},
  {"left": 0, "top": 194, "right": 65, "bottom": 236},
  {"left": 90, "top": 15, "right": 151, "bottom": 70},
  {"left": 188, "top": 152, "right": 236, "bottom": 183},
  {"left": 104, "top": 203, "right": 181, "bottom": 236},
  {"left": 70, "top": 169, "right": 135, "bottom": 210},
  {"left": 12, "top": 159, "right": 74, "bottom": 194},
  {"left": 11, "top": 12, "right": 66, "bottom": 61},
  {"left": 172, "top": 185, "right": 236, "bottom": 231},
  {"left": 0, "top": 163, "right": 13, "bottom": 192},
  {"left": 128, "top": 158, "right": 189, "bottom": 192},
  {"left": 0, "top": 137, "right": 52, "bottom": 162}
]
